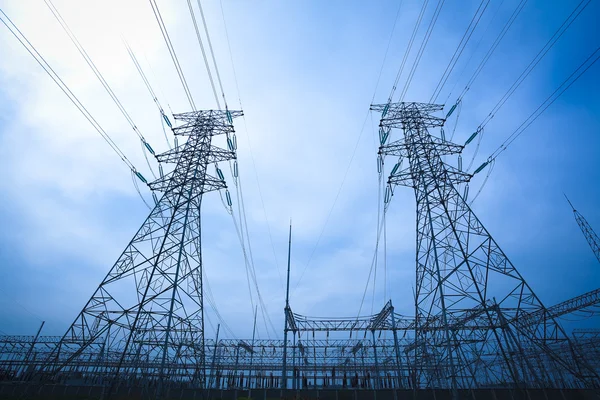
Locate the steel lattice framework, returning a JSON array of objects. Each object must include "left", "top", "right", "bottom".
[
  {"left": 566, "top": 197, "right": 600, "bottom": 264},
  {"left": 371, "top": 102, "right": 599, "bottom": 391},
  {"left": 0, "top": 105, "right": 599, "bottom": 398},
  {"left": 35, "top": 110, "right": 242, "bottom": 395}
]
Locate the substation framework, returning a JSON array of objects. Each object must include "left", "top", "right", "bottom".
[{"left": 0, "top": 104, "right": 599, "bottom": 398}]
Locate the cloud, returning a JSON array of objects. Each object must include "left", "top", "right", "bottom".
[{"left": 0, "top": 0, "right": 599, "bottom": 341}]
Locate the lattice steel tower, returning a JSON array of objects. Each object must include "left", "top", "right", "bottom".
[
  {"left": 566, "top": 196, "right": 600, "bottom": 264},
  {"left": 42, "top": 110, "right": 242, "bottom": 394},
  {"left": 372, "top": 102, "right": 598, "bottom": 391}
]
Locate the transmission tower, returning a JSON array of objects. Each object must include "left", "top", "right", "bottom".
[
  {"left": 41, "top": 109, "right": 242, "bottom": 395},
  {"left": 565, "top": 195, "right": 600, "bottom": 264},
  {"left": 372, "top": 102, "right": 598, "bottom": 392}
]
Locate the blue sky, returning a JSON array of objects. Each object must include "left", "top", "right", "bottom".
[{"left": 0, "top": 0, "right": 598, "bottom": 340}]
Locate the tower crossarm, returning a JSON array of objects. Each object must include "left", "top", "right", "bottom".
[
  {"left": 513, "top": 287, "right": 600, "bottom": 328},
  {"left": 368, "top": 300, "right": 394, "bottom": 330},
  {"left": 149, "top": 171, "right": 226, "bottom": 194},
  {"left": 573, "top": 329, "right": 600, "bottom": 339},
  {"left": 380, "top": 136, "right": 463, "bottom": 158},
  {"left": 387, "top": 161, "right": 471, "bottom": 188},
  {"left": 371, "top": 102, "right": 445, "bottom": 129},
  {"left": 285, "top": 305, "right": 297, "bottom": 332},
  {"left": 172, "top": 110, "right": 243, "bottom": 136},
  {"left": 156, "top": 145, "right": 236, "bottom": 164}
]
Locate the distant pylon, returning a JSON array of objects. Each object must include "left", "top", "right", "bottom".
[
  {"left": 42, "top": 109, "right": 242, "bottom": 395},
  {"left": 565, "top": 195, "right": 600, "bottom": 264},
  {"left": 372, "top": 102, "right": 598, "bottom": 391}
]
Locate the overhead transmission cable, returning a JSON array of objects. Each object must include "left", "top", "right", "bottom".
[
  {"left": 292, "top": 112, "right": 372, "bottom": 293},
  {"left": 149, "top": 0, "right": 196, "bottom": 111},
  {"left": 387, "top": 0, "right": 430, "bottom": 103},
  {"left": 443, "top": 0, "right": 506, "bottom": 105},
  {"left": 203, "top": 269, "right": 237, "bottom": 338},
  {"left": 458, "top": 0, "right": 591, "bottom": 183},
  {"left": 371, "top": 0, "right": 404, "bottom": 104},
  {"left": 430, "top": 0, "right": 491, "bottom": 103},
  {"left": 123, "top": 40, "right": 173, "bottom": 149},
  {"left": 207, "top": 2, "right": 277, "bottom": 337},
  {"left": 464, "top": 0, "right": 593, "bottom": 198},
  {"left": 294, "top": 3, "right": 406, "bottom": 292},
  {"left": 219, "top": 0, "right": 286, "bottom": 292},
  {"left": 477, "top": 0, "right": 592, "bottom": 130},
  {"left": 455, "top": 0, "right": 529, "bottom": 103},
  {"left": 399, "top": 0, "right": 446, "bottom": 102},
  {"left": 186, "top": 0, "right": 221, "bottom": 109},
  {"left": 487, "top": 46, "right": 600, "bottom": 162},
  {"left": 196, "top": 0, "right": 228, "bottom": 108},
  {"left": 0, "top": 8, "right": 138, "bottom": 176},
  {"left": 468, "top": 46, "right": 600, "bottom": 189},
  {"left": 43, "top": 0, "right": 159, "bottom": 180}
]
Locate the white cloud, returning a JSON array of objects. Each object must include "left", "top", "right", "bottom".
[{"left": 1, "top": 0, "right": 599, "bottom": 340}]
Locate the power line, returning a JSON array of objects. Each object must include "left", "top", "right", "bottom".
[
  {"left": 293, "top": 112, "right": 372, "bottom": 293},
  {"left": 430, "top": 0, "right": 491, "bottom": 103},
  {"left": 371, "top": 0, "right": 404, "bottom": 104},
  {"left": 43, "top": 0, "right": 159, "bottom": 179},
  {"left": 219, "top": 0, "right": 286, "bottom": 291},
  {"left": 196, "top": 0, "right": 228, "bottom": 108},
  {"left": 469, "top": 45, "right": 600, "bottom": 179},
  {"left": 478, "top": 0, "right": 591, "bottom": 129},
  {"left": 387, "top": 0, "right": 430, "bottom": 103},
  {"left": 399, "top": 0, "right": 446, "bottom": 102},
  {"left": 123, "top": 41, "right": 173, "bottom": 149},
  {"left": 0, "top": 7, "right": 137, "bottom": 174},
  {"left": 456, "top": 0, "right": 529, "bottom": 103},
  {"left": 186, "top": 0, "right": 221, "bottom": 109},
  {"left": 443, "top": 0, "right": 506, "bottom": 105},
  {"left": 489, "top": 45, "right": 600, "bottom": 161},
  {"left": 148, "top": 0, "right": 196, "bottom": 110}
]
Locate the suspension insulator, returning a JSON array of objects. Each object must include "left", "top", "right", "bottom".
[
  {"left": 377, "top": 156, "right": 383, "bottom": 173},
  {"left": 458, "top": 155, "right": 463, "bottom": 172},
  {"left": 440, "top": 127, "right": 446, "bottom": 142},
  {"left": 162, "top": 112, "right": 173, "bottom": 128},
  {"left": 391, "top": 162, "right": 401, "bottom": 175},
  {"left": 159, "top": 164, "right": 164, "bottom": 178},
  {"left": 384, "top": 185, "right": 392, "bottom": 203},
  {"left": 143, "top": 140, "right": 155, "bottom": 155},
  {"left": 465, "top": 127, "right": 482, "bottom": 146},
  {"left": 379, "top": 127, "right": 389, "bottom": 145},
  {"left": 474, "top": 161, "right": 489, "bottom": 174},
  {"left": 233, "top": 160, "right": 239, "bottom": 178},
  {"left": 382, "top": 103, "right": 390, "bottom": 117},
  {"left": 225, "top": 190, "right": 232, "bottom": 206},
  {"left": 216, "top": 166, "right": 225, "bottom": 181},
  {"left": 174, "top": 136, "right": 179, "bottom": 148},
  {"left": 135, "top": 171, "right": 147, "bottom": 184},
  {"left": 227, "top": 137, "right": 234, "bottom": 151},
  {"left": 152, "top": 192, "right": 159, "bottom": 205},
  {"left": 446, "top": 103, "right": 457, "bottom": 119},
  {"left": 226, "top": 110, "right": 233, "bottom": 124},
  {"left": 463, "top": 184, "right": 469, "bottom": 201},
  {"left": 232, "top": 134, "right": 237, "bottom": 150}
]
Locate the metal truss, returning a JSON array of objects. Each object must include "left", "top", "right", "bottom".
[
  {"left": 372, "top": 101, "right": 600, "bottom": 391},
  {"left": 2, "top": 331, "right": 599, "bottom": 391},
  {"left": 566, "top": 197, "right": 600, "bottom": 264},
  {"left": 12, "top": 110, "right": 242, "bottom": 397},
  {"left": 1, "top": 104, "right": 599, "bottom": 396}
]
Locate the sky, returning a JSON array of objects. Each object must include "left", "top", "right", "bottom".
[{"left": 0, "top": 0, "right": 598, "bottom": 341}]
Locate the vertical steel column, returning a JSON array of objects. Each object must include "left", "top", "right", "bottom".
[{"left": 282, "top": 222, "right": 292, "bottom": 389}]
